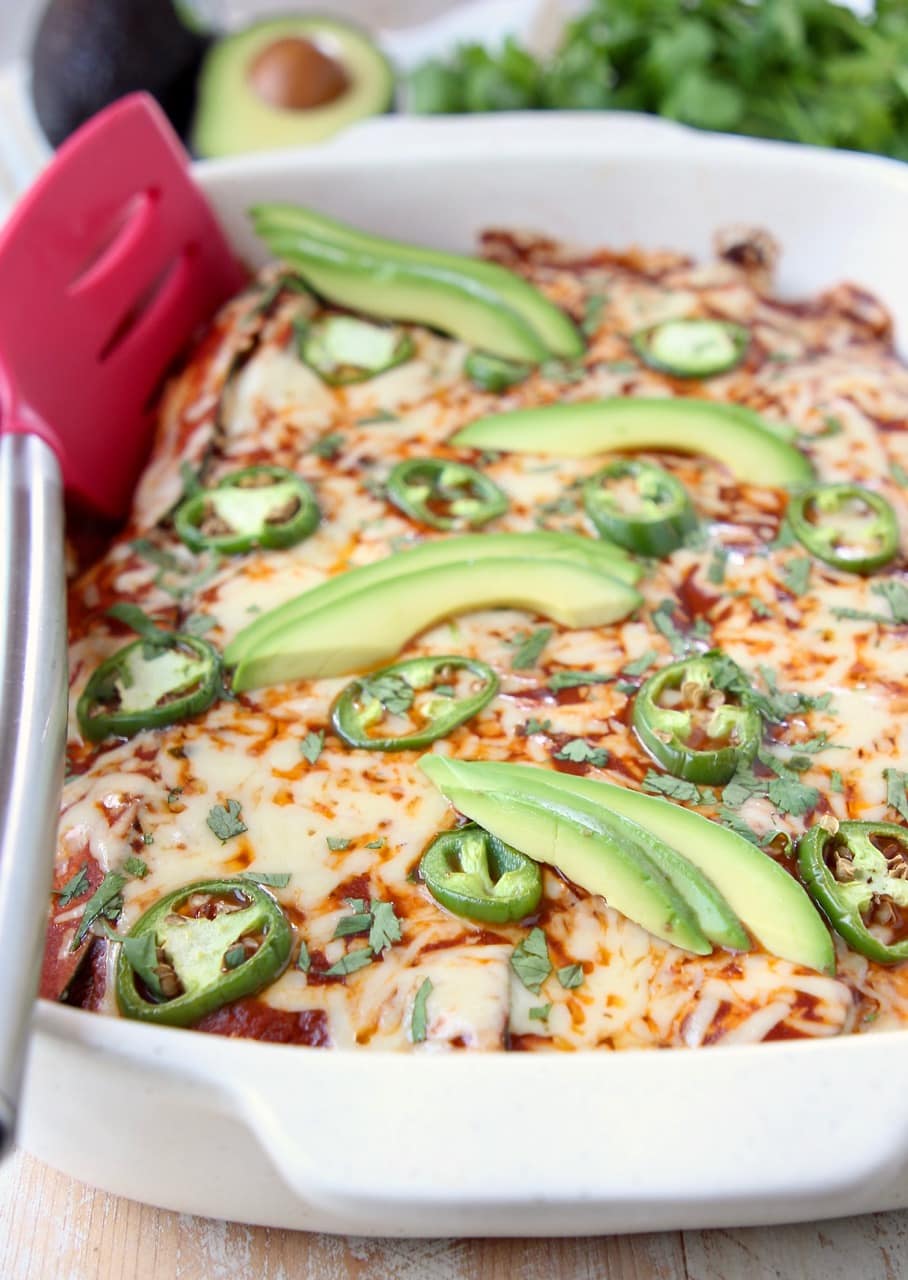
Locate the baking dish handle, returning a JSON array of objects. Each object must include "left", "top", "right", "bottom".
[{"left": 0, "top": 432, "right": 67, "bottom": 1153}]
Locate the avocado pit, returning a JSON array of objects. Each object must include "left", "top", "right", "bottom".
[{"left": 248, "top": 37, "right": 350, "bottom": 112}]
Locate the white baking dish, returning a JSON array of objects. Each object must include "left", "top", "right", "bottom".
[{"left": 20, "top": 113, "right": 908, "bottom": 1234}]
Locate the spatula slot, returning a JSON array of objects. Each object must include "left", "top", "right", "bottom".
[
  {"left": 68, "top": 189, "right": 159, "bottom": 297},
  {"left": 98, "top": 244, "right": 198, "bottom": 366}
]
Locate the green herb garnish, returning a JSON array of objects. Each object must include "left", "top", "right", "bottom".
[{"left": 206, "top": 799, "right": 247, "bottom": 844}]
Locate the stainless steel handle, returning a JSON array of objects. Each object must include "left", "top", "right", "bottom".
[{"left": 0, "top": 433, "right": 67, "bottom": 1153}]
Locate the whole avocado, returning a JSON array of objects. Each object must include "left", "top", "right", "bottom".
[{"left": 31, "top": 0, "right": 209, "bottom": 146}]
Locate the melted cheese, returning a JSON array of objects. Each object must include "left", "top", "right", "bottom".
[{"left": 53, "top": 227, "right": 908, "bottom": 1051}]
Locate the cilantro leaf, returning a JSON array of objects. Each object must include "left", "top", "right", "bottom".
[
  {"left": 411, "top": 977, "right": 433, "bottom": 1043},
  {"left": 529, "top": 1004, "right": 552, "bottom": 1021},
  {"left": 369, "top": 900, "right": 402, "bottom": 954},
  {"left": 524, "top": 717, "right": 552, "bottom": 736},
  {"left": 830, "top": 770, "right": 844, "bottom": 794},
  {"left": 206, "top": 799, "right": 247, "bottom": 844},
  {"left": 556, "top": 963, "right": 584, "bottom": 989},
  {"left": 511, "top": 626, "right": 554, "bottom": 670},
  {"left": 124, "top": 856, "right": 148, "bottom": 879},
  {"left": 106, "top": 602, "right": 173, "bottom": 653},
  {"left": 356, "top": 409, "right": 398, "bottom": 425},
  {"left": 333, "top": 910, "right": 372, "bottom": 939},
  {"left": 297, "top": 939, "right": 311, "bottom": 973},
  {"left": 621, "top": 650, "right": 657, "bottom": 677},
  {"left": 717, "top": 806, "right": 761, "bottom": 845},
  {"left": 548, "top": 670, "right": 611, "bottom": 691},
  {"left": 884, "top": 768, "right": 908, "bottom": 822},
  {"left": 780, "top": 557, "right": 812, "bottom": 597},
  {"left": 324, "top": 947, "right": 374, "bottom": 977},
  {"left": 72, "top": 872, "right": 127, "bottom": 950},
  {"left": 327, "top": 836, "right": 351, "bottom": 852},
  {"left": 184, "top": 613, "right": 217, "bottom": 636},
  {"left": 721, "top": 766, "right": 765, "bottom": 809},
  {"left": 130, "top": 538, "right": 181, "bottom": 574},
  {"left": 239, "top": 871, "right": 291, "bottom": 888},
  {"left": 554, "top": 739, "right": 609, "bottom": 767},
  {"left": 767, "top": 772, "right": 820, "bottom": 817},
  {"left": 310, "top": 432, "right": 344, "bottom": 460},
  {"left": 361, "top": 673, "right": 414, "bottom": 716},
  {"left": 510, "top": 927, "right": 552, "bottom": 994},
  {"left": 642, "top": 771, "right": 702, "bottom": 803},
  {"left": 833, "top": 580, "right": 908, "bottom": 626},
  {"left": 300, "top": 730, "right": 325, "bottom": 764},
  {"left": 581, "top": 292, "right": 607, "bottom": 337},
  {"left": 54, "top": 865, "right": 90, "bottom": 908}
]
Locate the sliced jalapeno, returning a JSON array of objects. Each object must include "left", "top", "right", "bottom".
[
  {"left": 420, "top": 823, "right": 542, "bottom": 923},
  {"left": 632, "top": 318, "right": 748, "bottom": 378},
  {"left": 387, "top": 458, "right": 508, "bottom": 531},
  {"left": 332, "top": 655, "right": 499, "bottom": 751},
  {"left": 787, "top": 483, "right": 899, "bottom": 574},
  {"left": 298, "top": 314, "right": 414, "bottom": 385},
  {"left": 174, "top": 465, "right": 319, "bottom": 555},
  {"left": 116, "top": 878, "right": 292, "bottom": 1026},
  {"left": 798, "top": 822, "right": 908, "bottom": 965},
  {"left": 583, "top": 459, "right": 697, "bottom": 556},
  {"left": 464, "top": 351, "right": 532, "bottom": 393},
  {"left": 77, "top": 634, "right": 221, "bottom": 742},
  {"left": 633, "top": 653, "right": 762, "bottom": 785}
]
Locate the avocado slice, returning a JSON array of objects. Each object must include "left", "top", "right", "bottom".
[
  {"left": 224, "top": 530, "right": 641, "bottom": 669},
  {"left": 453, "top": 398, "right": 813, "bottom": 487},
  {"left": 420, "top": 758, "right": 834, "bottom": 973},
  {"left": 421, "top": 777, "right": 712, "bottom": 955},
  {"left": 231, "top": 556, "right": 642, "bottom": 689},
  {"left": 192, "top": 17, "right": 393, "bottom": 158},
  {"left": 253, "top": 204, "right": 584, "bottom": 360}
]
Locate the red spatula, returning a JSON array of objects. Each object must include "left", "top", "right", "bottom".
[{"left": 0, "top": 94, "right": 246, "bottom": 1150}]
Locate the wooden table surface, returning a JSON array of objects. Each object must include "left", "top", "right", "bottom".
[{"left": 1, "top": 1148, "right": 906, "bottom": 1280}]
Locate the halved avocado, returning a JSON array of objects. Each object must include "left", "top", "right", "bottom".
[
  {"left": 423, "top": 779, "right": 712, "bottom": 955},
  {"left": 453, "top": 397, "right": 813, "bottom": 487},
  {"left": 253, "top": 204, "right": 584, "bottom": 360},
  {"left": 420, "top": 758, "right": 834, "bottom": 973},
  {"left": 231, "top": 556, "right": 642, "bottom": 689},
  {"left": 191, "top": 17, "right": 393, "bottom": 158},
  {"left": 224, "top": 530, "right": 641, "bottom": 670}
]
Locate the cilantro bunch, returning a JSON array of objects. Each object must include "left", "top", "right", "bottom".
[{"left": 410, "top": 0, "right": 908, "bottom": 160}]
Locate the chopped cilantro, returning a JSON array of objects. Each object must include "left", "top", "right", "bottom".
[
  {"left": 554, "top": 739, "right": 609, "bottom": 767},
  {"left": 884, "top": 768, "right": 908, "bottom": 822},
  {"left": 780, "top": 557, "right": 812, "bottom": 597},
  {"left": 184, "top": 613, "right": 217, "bottom": 636},
  {"left": 130, "top": 538, "right": 181, "bottom": 574},
  {"left": 179, "top": 460, "right": 204, "bottom": 501},
  {"left": 556, "top": 963, "right": 584, "bottom": 989},
  {"left": 651, "top": 599, "right": 688, "bottom": 655},
  {"left": 106, "top": 602, "right": 172, "bottom": 652},
  {"left": 72, "top": 872, "right": 127, "bottom": 950},
  {"left": 297, "top": 940, "right": 311, "bottom": 973},
  {"left": 324, "top": 947, "right": 374, "bottom": 977},
  {"left": 818, "top": 414, "right": 843, "bottom": 438},
  {"left": 767, "top": 771, "right": 820, "bottom": 817},
  {"left": 327, "top": 836, "right": 351, "bottom": 852},
  {"left": 621, "top": 649, "right": 657, "bottom": 677},
  {"left": 333, "top": 910, "right": 372, "bottom": 939},
  {"left": 300, "top": 730, "right": 325, "bottom": 764},
  {"left": 365, "top": 838, "right": 386, "bottom": 850},
  {"left": 581, "top": 292, "right": 607, "bottom": 337},
  {"left": 510, "top": 927, "right": 551, "bottom": 994},
  {"left": 361, "top": 672, "right": 414, "bottom": 715},
  {"left": 717, "top": 806, "right": 761, "bottom": 845},
  {"left": 770, "top": 522, "right": 797, "bottom": 551},
  {"left": 124, "top": 856, "right": 148, "bottom": 878},
  {"left": 166, "top": 787, "right": 183, "bottom": 807},
  {"left": 432, "top": 684, "right": 455, "bottom": 697},
  {"left": 240, "top": 871, "right": 291, "bottom": 888},
  {"left": 642, "top": 771, "right": 702, "bottom": 803},
  {"left": 721, "top": 766, "right": 764, "bottom": 808},
  {"left": 830, "top": 770, "right": 844, "bottom": 793},
  {"left": 529, "top": 1004, "right": 552, "bottom": 1021},
  {"left": 310, "top": 432, "right": 344, "bottom": 460},
  {"left": 749, "top": 596, "right": 773, "bottom": 619},
  {"left": 524, "top": 717, "right": 552, "bottom": 736},
  {"left": 356, "top": 409, "right": 398, "bottom": 425},
  {"left": 411, "top": 977, "right": 433, "bottom": 1043},
  {"left": 206, "top": 799, "right": 247, "bottom": 844},
  {"left": 614, "top": 680, "right": 637, "bottom": 695},
  {"left": 833, "top": 580, "right": 908, "bottom": 626},
  {"left": 547, "top": 670, "right": 611, "bottom": 691},
  {"left": 511, "top": 626, "right": 554, "bottom": 670},
  {"left": 369, "top": 900, "right": 402, "bottom": 954},
  {"left": 54, "top": 865, "right": 90, "bottom": 908},
  {"left": 706, "top": 547, "right": 728, "bottom": 586}
]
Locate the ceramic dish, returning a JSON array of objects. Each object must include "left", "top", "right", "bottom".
[{"left": 21, "top": 113, "right": 908, "bottom": 1234}]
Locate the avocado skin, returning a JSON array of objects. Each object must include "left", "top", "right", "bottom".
[{"left": 31, "top": 0, "right": 209, "bottom": 146}]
